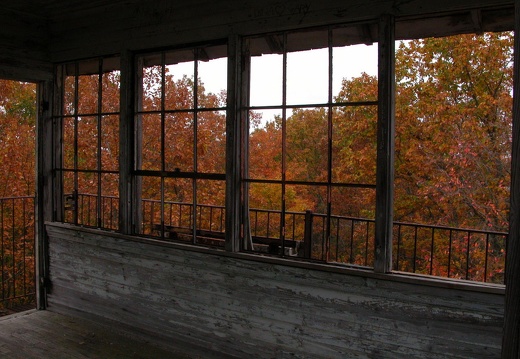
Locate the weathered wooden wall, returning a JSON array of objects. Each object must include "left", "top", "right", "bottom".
[{"left": 46, "top": 223, "right": 503, "bottom": 358}]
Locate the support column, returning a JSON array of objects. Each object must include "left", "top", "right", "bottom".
[
  {"left": 119, "top": 50, "right": 135, "bottom": 234},
  {"left": 36, "top": 78, "right": 54, "bottom": 310},
  {"left": 502, "top": 0, "right": 520, "bottom": 356},
  {"left": 375, "top": 14, "right": 395, "bottom": 273},
  {"left": 225, "top": 34, "right": 242, "bottom": 252}
]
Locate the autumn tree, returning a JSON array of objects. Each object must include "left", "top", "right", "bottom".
[
  {"left": 0, "top": 80, "right": 37, "bottom": 311},
  {"left": 0, "top": 80, "right": 36, "bottom": 198},
  {"left": 395, "top": 32, "right": 513, "bottom": 233}
]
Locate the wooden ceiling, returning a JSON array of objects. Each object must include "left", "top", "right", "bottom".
[{"left": 3, "top": 0, "right": 132, "bottom": 20}]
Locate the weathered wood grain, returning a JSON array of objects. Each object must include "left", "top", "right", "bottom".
[{"left": 47, "top": 224, "right": 503, "bottom": 358}]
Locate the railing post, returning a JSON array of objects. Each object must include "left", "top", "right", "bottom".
[{"left": 303, "top": 210, "right": 313, "bottom": 259}]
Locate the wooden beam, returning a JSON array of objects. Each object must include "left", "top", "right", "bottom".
[
  {"left": 471, "top": 9, "right": 484, "bottom": 34},
  {"left": 53, "top": 67, "right": 64, "bottom": 223},
  {"left": 119, "top": 51, "right": 134, "bottom": 234},
  {"left": 225, "top": 34, "right": 241, "bottom": 252},
  {"left": 502, "top": 0, "right": 520, "bottom": 356},
  {"left": 36, "top": 79, "right": 54, "bottom": 310},
  {"left": 374, "top": 14, "right": 395, "bottom": 273}
]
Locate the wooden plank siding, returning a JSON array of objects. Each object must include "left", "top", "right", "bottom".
[{"left": 46, "top": 223, "right": 503, "bottom": 358}]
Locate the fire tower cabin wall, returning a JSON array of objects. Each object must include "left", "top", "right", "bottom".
[{"left": 5, "top": 0, "right": 511, "bottom": 358}]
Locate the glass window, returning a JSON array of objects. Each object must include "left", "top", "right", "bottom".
[
  {"left": 55, "top": 57, "right": 120, "bottom": 230},
  {"left": 243, "top": 24, "right": 378, "bottom": 265},
  {"left": 135, "top": 44, "right": 227, "bottom": 245}
]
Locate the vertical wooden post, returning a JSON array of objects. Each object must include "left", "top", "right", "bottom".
[
  {"left": 226, "top": 34, "right": 241, "bottom": 252},
  {"left": 119, "top": 51, "right": 135, "bottom": 235},
  {"left": 375, "top": 14, "right": 395, "bottom": 273},
  {"left": 502, "top": 1, "right": 520, "bottom": 356},
  {"left": 36, "top": 78, "right": 54, "bottom": 310}
]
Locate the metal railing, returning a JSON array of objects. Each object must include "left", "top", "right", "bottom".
[
  {"left": 0, "top": 196, "right": 36, "bottom": 314},
  {"left": 71, "top": 193, "right": 507, "bottom": 284},
  {"left": 393, "top": 221, "right": 506, "bottom": 283}
]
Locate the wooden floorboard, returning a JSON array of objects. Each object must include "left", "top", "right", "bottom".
[{"left": 0, "top": 310, "right": 195, "bottom": 359}]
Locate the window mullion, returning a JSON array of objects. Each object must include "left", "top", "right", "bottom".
[
  {"left": 97, "top": 59, "right": 103, "bottom": 228},
  {"left": 192, "top": 51, "right": 199, "bottom": 244},
  {"left": 325, "top": 29, "right": 334, "bottom": 262},
  {"left": 281, "top": 33, "right": 288, "bottom": 256},
  {"left": 160, "top": 53, "right": 166, "bottom": 238},
  {"left": 73, "top": 63, "right": 79, "bottom": 226},
  {"left": 119, "top": 50, "right": 135, "bottom": 235}
]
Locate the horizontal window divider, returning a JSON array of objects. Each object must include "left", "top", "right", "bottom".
[
  {"left": 244, "top": 178, "right": 376, "bottom": 188},
  {"left": 333, "top": 100, "right": 378, "bottom": 107},
  {"left": 54, "top": 169, "right": 119, "bottom": 174},
  {"left": 56, "top": 111, "right": 120, "bottom": 118},
  {"left": 136, "top": 107, "right": 227, "bottom": 115},
  {"left": 134, "top": 170, "right": 225, "bottom": 180},
  {"left": 245, "top": 100, "right": 378, "bottom": 111}
]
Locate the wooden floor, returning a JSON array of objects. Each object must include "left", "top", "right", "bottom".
[{"left": 0, "top": 310, "right": 194, "bottom": 359}]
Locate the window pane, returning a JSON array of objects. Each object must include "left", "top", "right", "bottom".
[
  {"left": 165, "top": 56, "right": 194, "bottom": 111},
  {"left": 197, "top": 179, "right": 225, "bottom": 233},
  {"left": 102, "top": 69, "right": 120, "bottom": 113},
  {"left": 77, "top": 116, "right": 98, "bottom": 170},
  {"left": 63, "top": 171, "right": 75, "bottom": 223},
  {"left": 101, "top": 173, "right": 119, "bottom": 230},
  {"left": 286, "top": 30, "right": 328, "bottom": 105},
  {"left": 164, "top": 112, "right": 194, "bottom": 172},
  {"left": 197, "top": 45, "right": 227, "bottom": 108},
  {"left": 139, "top": 176, "right": 162, "bottom": 235},
  {"left": 332, "top": 106, "right": 377, "bottom": 184},
  {"left": 286, "top": 107, "right": 328, "bottom": 182},
  {"left": 77, "top": 172, "right": 98, "bottom": 227},
  {"left": 164, "top": 177, "right": 194, "bottom": 236},
  {"left": 332, "top": 25, "right": 378, "bottom": 103},
  {"left": 101, "top": 115, "right": 119, "bottom": 171},
  {"left": 330, "top": 186, "right": 375, "bottom": 266},
  {"left": 63, "top": 117, "right": 75, "bottom": 169},
  {"left": 249, "top": 36, "right": 283, "bottom": 107},
  {"left": 63, "top": 75, "right": 75, "bottom": 115},
  {"left": 285, "top": 184, "right": 327, "bottom": 258},
  {"left": 248, "top": 109, "right": 282, "bottom": 180},
  {"left": 78, "top": 74, "right": 99, "bottom": 114},
  {"left": 139, "top": 113, "right": 162, "bottom": 171},
  {"left": 198, "top": 110, "right": 226, "bottom": 173},
  {"left": 140, "top": 57, "right": 162, "bottom": 112},
  {"left": 248, "top": 182, "right": 282, "bottom": 239}
]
